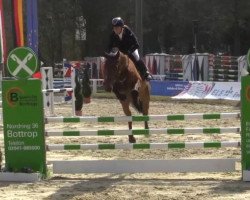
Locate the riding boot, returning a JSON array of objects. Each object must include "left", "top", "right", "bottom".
[{"left": 136, "top": 60, "right": 152, "bottom": 81}]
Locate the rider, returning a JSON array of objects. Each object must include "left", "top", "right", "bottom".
[{"left": 107, "top": 17, "right": 152, "bottom": 81}]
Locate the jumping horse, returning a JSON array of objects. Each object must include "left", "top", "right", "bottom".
[{"left": 103, "top": 50, "right": 150, "bottom": 143}]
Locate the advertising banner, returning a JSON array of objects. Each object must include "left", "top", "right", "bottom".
[
  {"left": 206, "top": 82, "right": 240, "bottom": 100},
  {"left": 172, "top": 81, "right": 215, "bottom": 99},
  {"left": 241, "top": 76, "right": 250, "bottom": 178},
  {"left": 150, "top": 80, "right": 189, "bottom": 96},
  {"left": 2, "top": 79, "right": 46, "bottom": 175},
  {"left": 172, "top": 81, "right": 240, "bottom": 101}
]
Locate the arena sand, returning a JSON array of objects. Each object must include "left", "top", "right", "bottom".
[{"left": 0, "top": 97, "right": 249, "bottom": 200}]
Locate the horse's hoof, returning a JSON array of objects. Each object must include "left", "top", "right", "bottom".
[{"left": 129, "top": 136, "right": 136, "bottom": 143}]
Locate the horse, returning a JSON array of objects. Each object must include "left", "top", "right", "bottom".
[{"left": 103, "top": 50, "right": 150, "bottom": 143}]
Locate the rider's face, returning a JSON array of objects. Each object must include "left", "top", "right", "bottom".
[{"left": 113, "top": 26, "right": 123, "bottom": 35}]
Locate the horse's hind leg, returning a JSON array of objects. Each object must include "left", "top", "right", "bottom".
[{"left": 120, "top": 100, "right": 136, "bottom": 143}]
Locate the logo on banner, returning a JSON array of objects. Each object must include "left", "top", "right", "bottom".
[
  {"left": 7, "top": 47, "right": 38, "bottom": 79},
  {"left": 5, "top": 87, "right": 24, "bottom": 107},
  {"left": 5, "top": 86, "right": 39, "bottom": 107}
]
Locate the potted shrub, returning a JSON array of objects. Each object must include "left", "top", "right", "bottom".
[
  {"left": 82, "top": 68, "right": 92, "bottom": 103},
  {"left": 74, "top": 70, "right": 84, "bottom": 116}
]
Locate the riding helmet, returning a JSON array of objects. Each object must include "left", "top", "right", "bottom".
[{"left": 112, "top": 17, "right": 124, "bottom": 27}]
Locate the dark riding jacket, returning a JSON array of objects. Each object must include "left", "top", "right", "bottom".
[{"left": 108, "top": 25, "right": 139, "bottom": 55}]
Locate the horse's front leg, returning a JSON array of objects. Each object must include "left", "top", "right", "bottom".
[
  {"left": 120, "top": 99, "right": 136, "bottom": 143},
  {"left": 144, "top": 117, "right": 149, "bottom": 129},
  {"left": 140, "top": 83, "right": 150, "bottom": 129},
  {"left": 143, "top": 110, "right": 149, "bottom": 129},
  {"left": 113, "top": 84, "right": 127, "bottom": 101}
]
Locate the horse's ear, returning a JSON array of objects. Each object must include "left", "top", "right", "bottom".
[
  {"left": 104, "top": 50, "right": 119, "bottom": 58},
  {"left": 115, "top": 50, "right": 120, "bottom": 59},
  {"left": 104, "top": 52, "right": 109, "bottom": 58}
]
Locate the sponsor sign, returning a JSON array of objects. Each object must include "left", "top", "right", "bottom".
[
  {"left": 172, "top": 81, "right": 215, "bottom": 99},
  {"left": 241, "top": 76, "right": 250, "bottom": 174},
  {"left": 150, "top": 81, "right": 189, "bottom": 96},
  {"left": 2, "top": 79, "right": 46, "bottom": 174},
  {"left": 172, "top": 81, "right": 240, "bottom": 101},
  {"left": 206, "top": 82, "right": 240, "bottom": 100}
]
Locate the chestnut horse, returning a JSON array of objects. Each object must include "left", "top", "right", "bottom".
[{"left": 103, "top": 50, "right": 150, "bottom": 143}]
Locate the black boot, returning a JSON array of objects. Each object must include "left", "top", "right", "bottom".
[{"left": 136, "top": 60, "right": 152, "bottom": 81}]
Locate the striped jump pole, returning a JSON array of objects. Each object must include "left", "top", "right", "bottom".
[
  {"left": 45, "top": 127, "right": 240, "bottom": 136},
  {"left": 45, "top": 112, "right": 240, "bottom": 123},
  {"left": 46, "top": 141, "right": 241, "bottom": 151}
]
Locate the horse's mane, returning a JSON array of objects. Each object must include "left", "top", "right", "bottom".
[
  {"left": 105, "top": 51, "right": 135, "bottom": 72},
  {"left": 117, "top": 52, "right": 130, "bottom": 72}
]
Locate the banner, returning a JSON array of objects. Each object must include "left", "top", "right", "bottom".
[
  {"left": 0, "top": 0, "right": 6, "bottom": 64},
  {"left": 2, "top": 79, "right": 46, "bottom": 175},
  {"left": 26, "top": 0, "right": 38, "bottom": 54},
  {"left": 172, "top": 81, "right": 240, "bottom": 101},
  {"left": 13, "top": 0, "right": 24, "bottom": 47},
  {"left": 241, "top": 76, "right": 250, "bottom": 180},
  {"left": 150, "top": 80, "right": 189, "bottom": 96},
  {"left": 205, "top": 82, "right": 240, "bottom": 100}
]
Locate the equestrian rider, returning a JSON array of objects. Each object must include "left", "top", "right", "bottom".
[{"left": 108, "top": 17, "right": 152, "bottom": 81}]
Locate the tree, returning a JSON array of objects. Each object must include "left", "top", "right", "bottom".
[{"left": 3, "top": 0, "right": 250, "bottom": 68}]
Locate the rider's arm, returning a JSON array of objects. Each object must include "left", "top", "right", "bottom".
[{"left": 107, "top": 33, "right": 119, "bottom": 52}]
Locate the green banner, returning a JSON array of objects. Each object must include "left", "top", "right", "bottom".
[
  {"left": 2, "top": 79, "right": 46, "bottom": 175},
  {"left": 241, "top": 76, "right": 250, "bottom": 174}
]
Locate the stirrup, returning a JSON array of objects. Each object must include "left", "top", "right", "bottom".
[{"left": 144, "top": 72, "right": 153, "bottom": 81}]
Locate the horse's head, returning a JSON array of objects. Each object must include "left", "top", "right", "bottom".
[{"left": 103, "top": 50, "right": 127, "bottom": 92}]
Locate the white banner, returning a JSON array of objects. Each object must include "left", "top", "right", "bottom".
[
  {"left": 205, "top": 82, "right": 240, "bottom": 100},
  {"left": 172, "top": 81, "right": 240, "bottom": 101}
]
